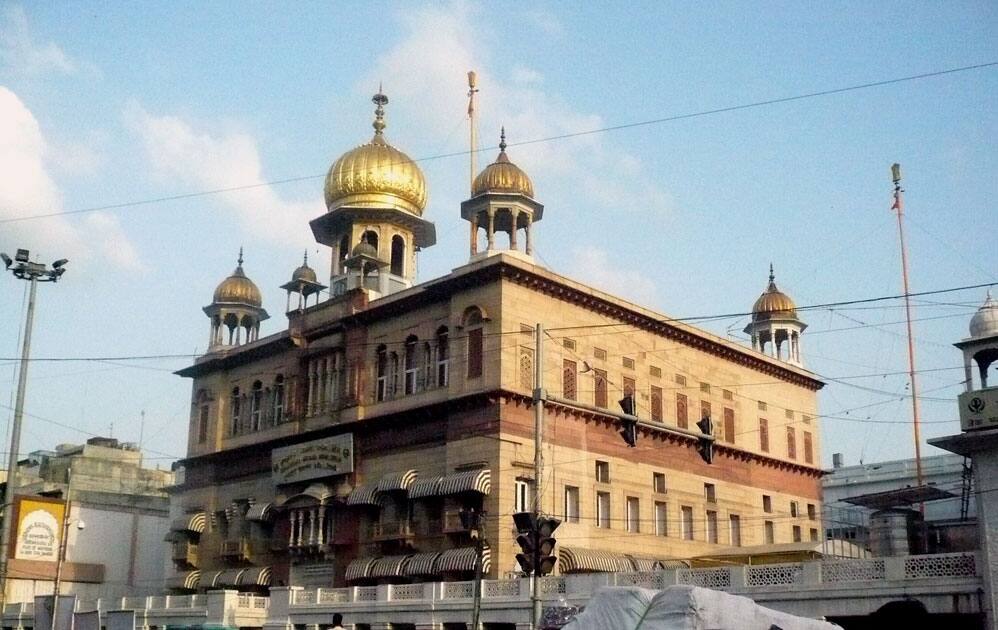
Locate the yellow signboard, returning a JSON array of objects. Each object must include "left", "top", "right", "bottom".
[{"left": 14, "top": 497, "right": 65, "bottom": 561}]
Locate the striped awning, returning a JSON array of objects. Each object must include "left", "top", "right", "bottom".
[
  {"left": 210, "top": 568, "right": 246, "bottom": 588},
  {"left": 439, "top": 469, "right": 491, "bottom": 496},
  {"left": 245, "top": 502, "right": 275, "bottom": 522},
  {"left": 344, "top": 557, "right": 378, "bottom": 582},
  {"left": 163, "top": 530, "right": 183, "bottom": 543},
  {"left": 627, "top": 555, "right": 662, "bottom": 572},
  {"left": 402, "top": 552, "right": 441, "bottom": 577},
  {"left": 170, "top": 512, "right": 206, "bottom": 534},
  {"left": 166, "top": 570, "right": 200, "bottom": 591},
  {"left": 558, "top": 547, "right": 631, "bottom": 574},
  {"left": 438, "top": 546, "right": 491, "bottom": 574},
  {"left": 369, "top": 555, "right": 411, "bottom": 579},
  {"left": 346, "top": 483, "right": 382, "bottom": 507},
  {"left": 377, "top": 470, "right": 418, "bottom": 493},
  {"left": 241, "top": 566, "right": 272, "bottom": 587},
  {"left": 408, "top": 476, "right": 442, "bottom": 499}
]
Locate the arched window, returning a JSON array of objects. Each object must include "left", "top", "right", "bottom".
[
  {"left": 230, "top": 387, "right": 241, "bottom": 436},
  {"left": 391, "top": 235, "right": 405, "bottom": 276},
  {"left": 404, "top": 335, "right": 418, "bottom": 395},
  {"left": 376, "top": 345, "right": 388, "bottom": 402},
  {"left": 273, "top": 375, "right": 285, "bottom": 424},
  {"left": 338, "top": 234, "right": 350, "bottom": 274},
  {"left": 251, "top": 381, "right": 263, "bottom": 431},
  {"left": 463, "top": 307, "right": 485, "bottom": 379},
  {"left": 363, "top": 230, "right": 379, "bottom": 255},
  {"left": 436, "top": 326, "right": 449, "bottom": 387}
]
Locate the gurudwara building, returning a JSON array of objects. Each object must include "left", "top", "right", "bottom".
[{"left": 166, "top": 92, "right": 825, "bottom": 593}]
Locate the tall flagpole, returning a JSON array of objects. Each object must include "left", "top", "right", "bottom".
[
  {"left": 467, "top": 71, "right": 479, "bottom": 193},
  {"left": 891, "top": 163, "right": 925, "bottom": 496}
]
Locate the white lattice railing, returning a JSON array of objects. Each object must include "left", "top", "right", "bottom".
[
  {"left": 390, "top": 584, "right": 428, "bottom": 601},
  {"left": 442, "top": 581, "right": 474, "bottom": 599},
  {"left": 904, "top": 552, "right": 977, "bottom": 579},
  {"left": 821, "top": 558, "right": 886, "bottom": 583},
  {"left": 678, "top": 567, "right": 733, "bottom": 589},
  {"left": 484, "top": 579, "right": 521, "bottom": 598},
  {"left": 747, "top": 563, "right": 804, "bottom": 587}
]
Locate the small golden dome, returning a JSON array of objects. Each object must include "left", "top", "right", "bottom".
[
  {"left": 751, "top": 265, "right": 797, "bottom": 321},
  {"left": 471, "top": 128, "right": 534, "bottom": 198},
  {"left": 291, "top": 251, "right": 317, "bottom": 284},
  {"left": 324, "top": 91, "right": 427, "bottom": 216},
  {"left": 214, "top": 249, "right": 263, "bottom": 307},
  {"left": 351, "top": 239, "right": 380, "bottom": 260}
]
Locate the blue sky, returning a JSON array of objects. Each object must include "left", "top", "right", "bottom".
[{"left": 0, "top": 2, "right": 996, "bottom": 471}]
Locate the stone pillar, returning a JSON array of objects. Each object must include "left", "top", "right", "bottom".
[
  {"left": 262, "top": 586, "right": 296, "bottom": 630},
  {"left": 510, "top": 210, "right": 519, "bottom": 250},
  {"left": 470, "top": 218, "right": 478, "bottom": 256},
  {"left": 206, "top": 590, "right": 238, "bottom": 628},
  {"left": 487, "top": 209, "right": 495, "bottom": 250},
  {"left": 525, "top": 216, "right": 533, "bottom": 255}
]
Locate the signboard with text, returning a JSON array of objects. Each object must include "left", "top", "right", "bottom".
[
  {"left": 272, "top": 434, "right": 354, "bottom": 484},
  {"left": 14, "top": 497, "right": 65, "bottom": 561},
  {"left": 959, "top": 388, "right": 998, "bottom": 432}
]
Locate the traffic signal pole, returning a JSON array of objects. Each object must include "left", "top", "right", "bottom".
[{"left": 531, "top": 323, "right": 545, "bottom": 629}]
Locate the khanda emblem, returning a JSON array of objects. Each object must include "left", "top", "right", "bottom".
[{"left": 968, "top": 397, "right": 986, "bottom": 414}]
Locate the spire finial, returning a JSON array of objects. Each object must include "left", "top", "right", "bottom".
[
  {"left": 372, "top": 86, "right": 388, "bottom": 135},
  {"left": 499, "top": 126, "right": 507, "bottom": 152},
  {"left": 303, "top": 250, "right": 308, "bottom": 266},
  {"left": 769, "top": 262, "right": 774, "bottom": 283},
  {"left": 238, "top": 246, "right": 244, "bottom": 267}
]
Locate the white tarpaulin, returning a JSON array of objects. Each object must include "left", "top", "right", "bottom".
[{"left": 564, "top": 586, "right": 842, "bottom": 630}]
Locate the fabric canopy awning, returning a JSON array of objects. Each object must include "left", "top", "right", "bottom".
[
  {"left": 439, "top": 469, "right": 491, "bottom": 496},
  {"left": 402, "top": 552, "right": 441, "bottom": 577},
  {"left": 346, "top": 483, "right": 382, "bottom": 506},
  {"left": 408, "top": 476, "right": 442, "bottom": 499},
  {"left": 241, "top": 566, "right": 272, "bottom": 587},
  {"left": 438, "top": 546, "right": 491, "bottom": 574},
  {"left": 344, "top": 557, "right": 378, "bottom": 582},
  {"left": 170, "top": 512, "right": 206, "bottom": 534},
  {"left": 369, "top": 555, "right": 411, "bottom": 579},
  {"left": 245, "top": 502, "right": 275, "bottom": 522},
  {"left": 627, "top": 555, "right": 662, "bottom": 572},
  {"left": 210, "top": 568, "right": 246, "bottom": 588},
  {"left": 558, "top": 547, "right": 632, "bottom": 574},
  {"left": 377, "top": 470, "right": 418, "bottom": 493},
  {"left": 282, "top": 482, "right": 333, "bottom": 506},
  {"left": 166, "top": 570, "right": 200, "bottom": 591}
]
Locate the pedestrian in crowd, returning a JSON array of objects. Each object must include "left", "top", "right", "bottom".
[{"left": 331, "top": 613, "right": 345, "bottom": 630}]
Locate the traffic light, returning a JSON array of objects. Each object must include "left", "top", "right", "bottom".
[
  {"left": 618, "top": 395, "right": 637, "bottom": 447},
  {"left": 696, "top": 416, "right": 714, "bottom": 464},
  {"left": 512, "top": 512, "right": 561, "bottom": 576}
]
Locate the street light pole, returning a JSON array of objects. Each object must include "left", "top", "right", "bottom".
[
  {"left": 0, "top": 249, "right": 68, "bottom": 609},
  {"left": 51, "top": 467, "right": 72, "bottom": 630}
]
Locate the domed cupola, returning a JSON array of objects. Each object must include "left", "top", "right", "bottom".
[
  {"left": 310, "top": 90, "right": 436, "bottom": 299},
  {"left": 461, "top": 128, "right": 544, "bottom": 261},
  {"left": 970, "top": 291, "right": 998, "bottom": 339},
  {"left": 204, "top": 248, "right": 269, "bottom": 351},
  {"left": 281, "top": 251, "right": 326, "bottom": 314},
  {"left": 956, "top": 291, "right": 998, "bottom": 392},
  {"left": 744, "top": 265, "right": 806, "bottom": 366}
]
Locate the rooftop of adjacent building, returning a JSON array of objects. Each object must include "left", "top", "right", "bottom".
[{"left": 823, "top": 452, "right": 967, "bottom": 488}]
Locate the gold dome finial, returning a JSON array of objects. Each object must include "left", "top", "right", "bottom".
[
  {"left": 499, "top": 126, "right": 507, "bottom": 152},
  {"left": 769, "top": 262, "right": 775, "bottom": 285},
  {"left": 238, "top": 246, "right": 244, "bottom": 267},
  {"left": 303, "top": 250, "right": 308, "bottom": 266},
  {"left": 372, "top": 87, "right": 388, "bottom": 137}
]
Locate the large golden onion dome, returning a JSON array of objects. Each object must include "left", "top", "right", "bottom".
[
  {"left": 471, "top": 128, "right": 534, "bottom": 198},
  {"left": 751, "top": 265, "right": 797, "bottom": 322},
  {"left": 213, "top": 249, "right": 263, "bottom": 307},
  {"left": 323, "top": 91, "right": 427, "bottom": 216}
]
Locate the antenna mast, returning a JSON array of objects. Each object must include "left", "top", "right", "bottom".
[
  {"left": 468, "top": 71, "right": 479, "bottom": 193},
  {"left": 892, "top": 163, "right": 925, "bottom": 491}
]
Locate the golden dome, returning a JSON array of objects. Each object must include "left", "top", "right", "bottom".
[
  {"left": 291, "top": 252, "right": 317, "bottom": 284},
  {"left": 213, "top": 249, "right": 263, "bottom": 307},
  {"left": 471, "top": 128, "right": 534, "bottom": 198},
  {"left": 324, "top": 91, "right": 427, "bottom": 216},
  {"left": 751, "top": 265, "right": 797, "bottom": 321}
]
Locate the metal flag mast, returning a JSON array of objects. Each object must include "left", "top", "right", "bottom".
[
  {"left": 891, "top": 163, "right": 925, "bottom": 495},
  {"left": 468, "top": 70, "right": 479, "bottom": 193}
]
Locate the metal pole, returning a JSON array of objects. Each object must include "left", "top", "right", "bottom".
[
  {"left": 468, "top": 70, "right": 478, "bottom": 193},
  {"left": 0, "top": 274, "right": 38, "bottom": 606},
  {"left": 531, "top": 323, "right": 545, "bottom": 630},
  {"left": 471, "top": 523, "right": 484, "bottom": 630},
  {"left": 51, "top": 467, "right": 72, "bottom": 630}
]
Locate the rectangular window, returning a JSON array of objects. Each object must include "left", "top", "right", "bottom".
[
  {"left": 653, "top": 472, "right": 667, "bottom": 494},
  {"left": 723, "top": 407, "right": 735, "bottom": 443},
  {"left": 704, "top": 483, "right": 716, "bottom": 503},
  {"left": 649, "top": 365, "right": 662, "bottom": 378},
  {"left": 467, "top": 328, "right": 483, "bottom": 379},
  {"left": 803, "top": 431, "right": 814, "bottom": 464},
  {"left": 520, "top": 323, "right": 533, "bottom": 336},
  {"left": 681, "top": 505, "right": 694, "bottom": 540},
  {"left": 676, "top": 393, "right": 689, "bottom": 429},
  {"left": 650, "top": 386, "right": 663, "bottom": 422},
  {"left": 594, "top": 347, "right": 607, "bottom": 361},
  {"left": 700, "top": 382, "right": 711, "bottom": 394},
  {"left": 793, "top": 525, "right": 802, "bottom": 543},
  {"left": 675, "top": 374, "right": 687, "bottom": 386},
  {"left": 655, "top": 502, "right": 668, "bottom": 536},
  {"left": 790, "top": 501, "right": 799, "bottom": 518},
  {"left": 729, "top": 514, "right": 742, "bottom": 547},
  {"left": 626, "top": 497, "right": 640, "bottom": 533},
  {"left": 622, "top": 376, "right": 635, "bottom": 397},
  {"left": 594, "top": 369, "right": 608, "bottom": 408},
  {"left": 622, "top": 357, "right": 635, "bottom": 370},
  {"left": 706, "top": 510, "right": 718, "bottom": 544},
  {"left": 785, "top": 409, "right": 794, "bottom": 420},
  {"left": 514, "top": 479, "right": 532, "bottom": 513},
  {"left": 807, "top": 503, "right": 817, "bottom": 520},
  {"left": 564, "top": 486, "right": 580, "bottom": 523},
  {"left": 764, "top": 520, "right": 775, "bottom": 544},
  {"left": 810, "top": 528, "right": 819, "bottom": 542},
  {"left": 198, "top": 405, "right": 209, "bottom": 444},
  {"left": 563, "top": 359, "right": 577, "bottom": 400},
  {"left": 700, "top": 400, "right": 711, "bottom": 422},
  {"left": 562, "top": 338, "right": 576, "bottom": 351},
  {"left": 803, "top": 414, "right": 812, "bottom": 425},
  {"left": 787, "top": 427, "right": 797, "bottom": 459},
  {"left": 758, "top": 401, "right": 767, "bottom": 411},
  {"left": 595, "top": 460, "right": 610, "bottom": 483},
  {"left": 723, "top": 389, "right": 733, "bottom": 401},
  {"left": 759, "top": 418, "right": 769, "bottom": 452},
  {"left": 596, "top": 491, "right": 611, "bottom": 528},
  {"left": 763, "top": 495, "right": 772, "bottom": 513}
]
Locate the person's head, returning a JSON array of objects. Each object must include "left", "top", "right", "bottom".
[{"left": 332, "top": 613, "right": 343, "bottom": 625}]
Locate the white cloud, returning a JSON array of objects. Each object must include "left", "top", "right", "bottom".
[
  {"left": 0, "top": 86, "right": 140, "bottom": 271},
  {"left": 569, "top": 246, "right": 658, "bottom": 306},
  {"left": 0, "top": 6, "right": 86, "bottom": 76},
  {"left": 124, "top": 102, "right": 320, "bottom": 248}
]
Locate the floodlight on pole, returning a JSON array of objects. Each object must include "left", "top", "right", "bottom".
[{"left": 0, "top": 248, "right": 68, "bottom": 609}]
